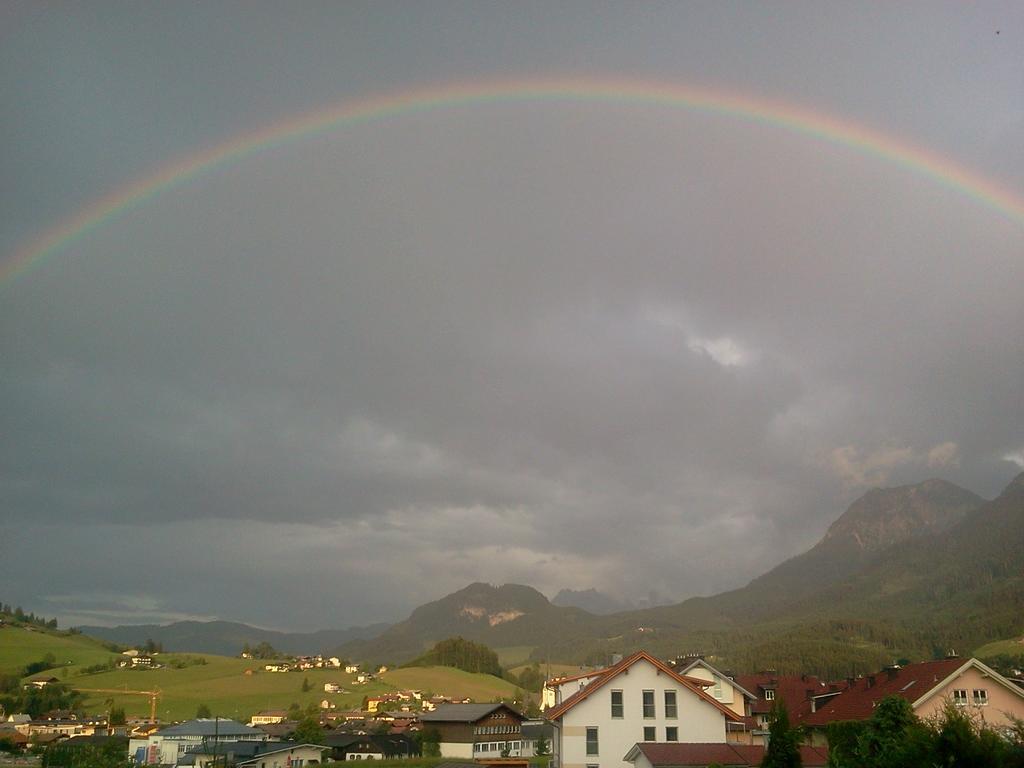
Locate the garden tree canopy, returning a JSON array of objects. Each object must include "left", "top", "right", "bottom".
[
  {"left": 292, "top": 715, "right": 324, "bottom": 744},
  {"left": 825, "top": 695, "right": 1024, "bottom": 768},
  {"left": 534, "top": 733, "right": 549, "bottom": 756},
  {"left": 0, "top": 683, "right": 84, "bottom": 719},
  {"left": 760, "top": 700, "right": 802, "bottom": 768},
  {"left": 42, "top": 740, "right": 131, "bottom": 768},
  {"left": 419, "top": 727, "right": 441, "bottom": 758}
]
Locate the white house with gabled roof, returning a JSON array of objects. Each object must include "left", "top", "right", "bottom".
[{"left": 544, "top": 651, "right": 742, "bottom": 768}]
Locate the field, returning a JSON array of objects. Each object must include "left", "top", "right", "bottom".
[
  {"left": 70, "top": 656, "right": 395, "bottom": 722},
  {"left": 0, "top": 624, "right": 117, "bottom": 675},
  {"left": 2, "top": 624, "right": 527, "bottom": 722},
  {"left": 380, "top": 667, "right": 520, "bottom": 701},
  {"left": 973, "top": 636, "right": 1024, "bottom": 660},
  {"left": 493, "top": 646, "right": 535, "bottom": 668},
  {"left": 507, "top": 662, "right": 581, "bottom": 679}
]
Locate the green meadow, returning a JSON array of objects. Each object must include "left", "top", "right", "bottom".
[
  {"left": 380, "top": 666, "right": 521, "bottom": 701},
  {"left": 973, "top": 636, "right": 1024, "bottom": 660},
  {"left": 1, "top": 624, "right": 526, "bottom": 721},
  {"left": 0, "top": 625, "right": 116, "bottom": 675}
]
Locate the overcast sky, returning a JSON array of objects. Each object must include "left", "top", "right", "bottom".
[{"left": 2, "top": 2, "right": 1023, "bottom": 630}]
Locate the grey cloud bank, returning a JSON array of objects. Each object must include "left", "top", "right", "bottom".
[{"left": 1, "top": 2, "right": 1023, "bottom": 629}]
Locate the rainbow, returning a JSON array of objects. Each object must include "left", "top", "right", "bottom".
[{"left": 5, "top": 76, "right": 1024, "bottom": 287}]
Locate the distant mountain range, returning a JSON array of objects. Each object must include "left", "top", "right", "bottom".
[
  {"left": 552, "top": 588, "right": 636, "bottom": 614},
  {"left": 75, "top": 619, "right": 390, "bottom": 657},
  {"left": 78, "top": 472, "right": 1024, "bottom": 676}
]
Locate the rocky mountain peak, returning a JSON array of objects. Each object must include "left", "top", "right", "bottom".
[{"left": 821, "top": 477, "right": 983, "bottom": 553}]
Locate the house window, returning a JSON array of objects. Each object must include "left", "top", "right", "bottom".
[
  {"left": 643, "top": 727, "right": 656, "bottom": 742},
  {"left": 586, "top": 727, "right": 599, "bottom": 756},
  {"left": 953, "top": 689, "right": 969, "bottom": 706},
  {"left": 972, "top": 689, "right": 988, "bottom": 706},
  {"left": 714, "top": 677, "right": 723, "bottom": 700},
  {"left": 665, "top": 727, "right": 678, "bottom": 742},
  {"left": 643, "top": 690, "right": 656, "bottom": 718},
  {"left": 664, "top": 690, "right": 677, "bottom": 719},
  {"left": 764, "top": 690, "right": 775, "bottom": 701},
  {"left": 611, "top": 690, "right": 624, "bottom": 718}
]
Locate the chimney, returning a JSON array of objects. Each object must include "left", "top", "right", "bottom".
[
  {"left": 885, "top": 664, "right": 901, "bottom": 681},
  {"left": 867, "top": 675, "right": 876, "bottom": 688}
]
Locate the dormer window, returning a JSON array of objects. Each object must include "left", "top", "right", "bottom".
[{"left": 764, "top": 690, "right": 775, "bottom": 701}]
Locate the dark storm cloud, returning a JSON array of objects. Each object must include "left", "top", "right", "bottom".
[{"left": 2, "top": 2, "right": 1023, "bottom": 626}]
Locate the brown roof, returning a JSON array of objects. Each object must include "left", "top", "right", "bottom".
[
  {"left": 629, "top": 742, "right": 829, "bottom": 767},
  {"left": 545, "top": 650, "right": 739, "bottom": 722},
  {"left": 733, "top": 672, "right": 836, "bottom": 722},
  {"left": 801, "top": 658, "right": 970, "bottom": 727}
]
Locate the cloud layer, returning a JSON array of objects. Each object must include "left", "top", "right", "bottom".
[{"left": 2, "top": 3, "right": 1023, "bottom": 628}]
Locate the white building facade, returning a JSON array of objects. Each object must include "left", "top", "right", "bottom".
[{"left": 546, "top": 651, "right": 737, "bottom": 768}]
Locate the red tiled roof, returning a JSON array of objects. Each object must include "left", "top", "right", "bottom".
[
  {"left": 733, "top": 672, "right": 835, "bottom": 722},
  {"left": 545, "top": 650, "right": 739, "bottom": 722},
  {"left": 631, "top": 742, "right": 828, "bottom": 767},
  {"left": 801, "top": 658, "right": 968, "bottom": 727}
]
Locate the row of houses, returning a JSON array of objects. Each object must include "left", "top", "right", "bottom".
[
  {"left": 253, "top": 658, "right": 390, "bottom": 676},
  {"left": 12, "top": 649, "right": 1024, "bottom": 768},
  {"left": 127, "top": 717, "right": 423, "bottom": 766},
  {"left": 415, "top": 649, "right": 1024, "bottom": 768},
  {"left": 535, "top": 650, "right": 1024, "bottom": 768}
]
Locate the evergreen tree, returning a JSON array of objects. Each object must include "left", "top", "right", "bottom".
[{"left": 761, "top": 700, "right": 802, "bottom": 768}]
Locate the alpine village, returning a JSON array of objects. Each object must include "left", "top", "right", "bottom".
[{"left": 2, "top": 474, "right": 1024, "bottom": 768}]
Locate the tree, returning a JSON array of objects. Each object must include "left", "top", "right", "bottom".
[
  {"left": 404, "top": 637, "right": 503, "bottom": 677},
  {"left": 851, "top": 695, "right": 925, "bottom": 768},
  {"left": 928, "top": 701, "right": 1018, "bottom": 767},
  {"left": 420, "top": 727, "right": 441, "bottom": 758},
  {"left": 42, "top": 740, "right": 133, "bottom": 768},
  {"left": 253, "top": 642, "right": 279, "bottom": 660},
  {"left": 761, "top": 700, "right": 802, "bottom": 768},
  {"left": 292, "top": 715, "right": 323, "bottom": 745},
  {"left": 196, "top": 704, "right": 212, "bottom": 719},
  {"left": 534, "top": 734, "right": 549, "bottom": 756},
  {"left": 301, "top": 677, "right": 311, "bottom": 692}
]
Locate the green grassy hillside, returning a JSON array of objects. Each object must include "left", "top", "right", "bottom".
[
  {"left": 1, "top": 623, "right": 523, "bottom": 721},
  {"left": 74, "top": 660, "right": 521, "bottom": 721},
  {"left": 0, "top": 624, "right": 118, "bottom": 675},
  {"left": 494, "top": 646, "right": 535, "bottom": 668},
  {"left": 973, "top": 636, "right": 1024, "bottom": 660},
  {"left": 380, "top": 666, "right": 520, "bottom": 700},
  {"left": 73, "top": 656, "right": 376, "bottom": 721}
]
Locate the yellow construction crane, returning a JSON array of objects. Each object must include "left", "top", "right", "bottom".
[{"left": 77, "top": 686, "right": 161, "bottom": 723}]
